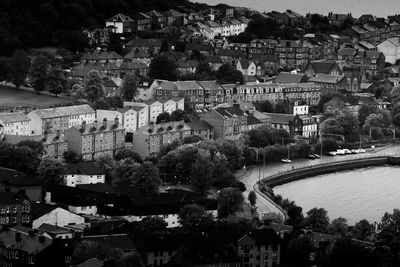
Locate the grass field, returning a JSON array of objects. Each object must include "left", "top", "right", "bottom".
[{"left": 0, "top": 85, "right": 71, "bottom": 108}]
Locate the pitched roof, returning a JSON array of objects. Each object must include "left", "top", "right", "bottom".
[
  {"left": 135, "top": 121, "right": 190, "bottom": 136},
  {"left": 197, "top": 81, "right": 224, "bottom": 91},
  {"left": 0, "top": 167, "right": 41, "bottom": 186},
  {"left": 337, "top": 47, "right": 357, "bottom": 56},
  {"left": 0, "top": 112, "right": 30, "bottom": 123},
  {"left": 308, "top": 61, "right": 337, "bottom": 74},
  {"left": 65, "top": 162, "right": 104, "bottom": 175},
  {"left": 30, "top": 104, "right": 94, "bottom": 119},
  {"left": 204, "top": 56, "right": 224, "bottom": 64},
  {"left": 82, "top": 234, "right": 136, "bottom": 251},
  {"left": 0, "top": 227, "right": 53, "bottom": 254},
  {"left": 31, "top": 203, "right": 61, "bottom": 220},
  {"left": 265, "top": 113, "right": 296, "bottom": 125},
  {"left": 106, "top": 13, "right": 133, "bottom": 23},
  {"left": 68, "top": 120, "right": 124, "bottom": 135},
  {"left": 214, "top": 106, "right": 246, "bottom": 118},
  {"left": 186, "top": 120, "right": 213, "bottom": 131},
  {"left": 126, "top": 39, "right": 163, "bottom": 48},
  {"left": 242, "top": 228, "right": 282, "bottom": 245},
  {"left": 77, "top": 184, "right": 117, "bottom": 194},
  {"left": 309, "top": 74, "right": 345, "bottom": 84},
  {"left": 238, "top": 59, "right": 252, "bottom": 69},
  {"left": 0, "top": 192, "right": 29, "bottom": 205},
  {"left": 274, "top": 72, "right": 308, "bottom": 84},
  {"left": 247, "top": 115, "right": 263, "bottom": 126}
]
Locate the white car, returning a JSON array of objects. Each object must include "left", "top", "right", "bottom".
[
  {"left": 336, "top": 149, "right": 345, "bottom": 155},
  {"left": 281, "top": 159, "right": 292, "bottom": 163},
  {"left": 328, "top": 151, "right": 337, "bottom": 156},
  {"left": 343, "top": 149, "right": 352, "bottom": 154},
  {"left": 351, "top": 149, "right": 359, "bottom": 154},
  {"left": 357, "top": 148, "right": 366, "bottom": 153}
]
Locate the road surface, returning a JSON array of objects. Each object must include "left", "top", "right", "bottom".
[{"left": 237, "top": 145, "right": 400, "bottom": 220}]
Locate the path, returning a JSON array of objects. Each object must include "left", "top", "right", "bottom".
[{"left": 237, "top": 145, "right": 399, "bottom": 219}]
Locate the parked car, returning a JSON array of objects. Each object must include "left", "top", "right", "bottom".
[
  {"left": 313, "top": 154, "right": 320, "bottom": 158},
  {"left": 343, "top": 149, "right": 352, "bottom": 154},
  {"left": 351, "top": 149, "right": 359, "bottom": 154},
  {"left": 357, "top": 148, "right": 366, "bottom": 153},
  {"left": 306, "top": 154, "right": 316, "bottom": 159},
  {"left": 281, "top": 158, "right": 292, "bottom": 163},
  {"left": 336, "top": 149, "right": 345, "bottom": 155},
  {"left": 327, "top": 151, "right": 337, "bottom": 156}
]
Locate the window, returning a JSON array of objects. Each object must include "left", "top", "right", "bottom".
[
  {"left": 65, "top": 256, "right": 72, "bottom": 263},
  {"left": 28, "top": 256, "right": 35, "bottom": 264}
]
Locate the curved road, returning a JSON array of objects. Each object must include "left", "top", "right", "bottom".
[{"left": 237, "top": 145, "right": 399, "bottom": 219}]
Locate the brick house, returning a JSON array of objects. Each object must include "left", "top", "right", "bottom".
[{"left": 0, "top": 192, "right": 31, "bottom": 227}]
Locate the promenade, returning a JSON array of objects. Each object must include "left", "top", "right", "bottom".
[{"left": 237, "top": 145, "right": 399, "bottom": 220}]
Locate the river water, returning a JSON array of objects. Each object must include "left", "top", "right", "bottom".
[
  {"left": 196, "top": 0, "right": 399, "bottom": 17},
  {"left": 273, "top": 166, "right": 400, "bottom": 225}
]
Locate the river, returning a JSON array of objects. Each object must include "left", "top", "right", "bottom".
[
  {"left": 195, "top": 0, "right": 399, "bottom": 17},
  {"left": 273, "top": 165, "right": 400, "bottom": 225}
]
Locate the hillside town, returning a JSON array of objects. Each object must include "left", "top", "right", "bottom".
[{"left": 1, "top": 0, "right": 400, "bottom": 266}]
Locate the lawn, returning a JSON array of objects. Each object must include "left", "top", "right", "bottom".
[{"left": 0, "top": 85, "right": 72, "bottom": 108}]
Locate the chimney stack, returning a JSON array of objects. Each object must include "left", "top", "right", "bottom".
[
  {"left": 80, "top": 121, "right": 86, "bottom": 132},
  {"left": 114, "top": 117, "right": 119, "bottom": 127},
  {"left": 103, "top": 118, "right": 107, "bottom": 129},
  {"left": 56, "top": 130, "right": 60, "bottom": 140}
]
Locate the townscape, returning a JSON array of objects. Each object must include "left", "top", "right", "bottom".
[{"left": 1, "top": 0, "right": 400, "bottom": 266}]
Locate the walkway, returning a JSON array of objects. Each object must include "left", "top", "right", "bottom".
[{"left": 237, "top": 145, "right": 399, "bottom": 220}]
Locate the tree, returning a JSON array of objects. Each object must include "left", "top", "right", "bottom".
[
  {"left": 83, "top": 70, "right": 104, "bottom": 103},
  {"left": 248, "top": 190, "right": 257, "bottom": 207},
  {"left": 215, "top": 63, "right": 244, "bottom": 84},
  {"left": 286, "top": 204, "right": 304, "bottom": 226},
  {"left": 73, "top": 241, "right": 116, "bottom": 264},
  {"left": 217, "top": 187, "right": 244, "bottom": 218},
  {"left": 71, "top": 84, "right": 85, "bottom": 101},
  {"left": 160, "top": 39, "right": 170, "bottom": 53},
  {"left": 11, "top": 50, "right": 31, "bottom": 89},
  {"left": 178, "top": 204, "right": 214, "bottom": 230},
  {"left": 190, "top": 156, "right": 213, "bottom": 195},
  {"left": 257, "top": 100, "right": 274, "bottom": 112},
  {"left": 352, "top": 219, "right": 375, "bottom": 241},
  {"left": 379, "top": 209, "right": 400, "bottom": 234},
  {"left": 121, "top": 73, "right": 138, "bottom": 101},
  {"left": 170, "top": 109, "right": 189, "bottom": 122},
  {"left": 337, "top": 111, "right": 359, "bottom": 142},
  {"left": 29, "top": 55, "right": 49, "bottom": 94},
  {"left": 133, "top": 161, "right": 161, "bottom": 193},
  {"left": 47, "top": 68, "right": 68, "bottom": 96},
  {"left": 262, "top": 212, "right": 284, "bottom": 224},
  {"left": 287, "top": 235, "right": 315, "bottom": 267},
  {"left": 36, "top": 157, "right": 66, "bottom": 185},
  {"left": 320, "top": 117, "right": 344, "bottom": 136},
  {"left": 17, "top": 140, "right": 44, "bottom": 157},
  {"left": 328, "top": 217, "right": 348, "bottom": 236},
  {"left": 304, "top": 207, "right": 330, "bottom": 233},
  {"left": 111, "top": 158, "right": 140, "bottom": 186},
  {"left": 63, "top": 151, "right": 81, "bottom": 163},
  {"left": 245, "top": 17, "right": 278, "bottom": 38},
  {"left": 156, "top": 112, "right": 171, "bottom": 123},
  {"left": 114, "top": 149, "right": 142, "bottom": 163},
  {"left": 132, "top": 216, "right": 168, "bottom": 236},
  {"left": 149, "top": 55, "right": 178, "bottom": 80},
  {"left": 358, "top": 104, "right": 377, "bottom": 126}
]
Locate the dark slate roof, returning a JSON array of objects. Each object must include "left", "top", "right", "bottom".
[
  {"left": 238, "top": 59, "right": 251, "bottom": 69},
  {"left": 204, "top": 55, "right": 224, "bottom": 64},
  {"left": 309, "top": 61, "right": 336, "bottom": 74},
  {"left": 336, "top": 94, "right": 359, "bottom": 105},
  {"left": 0, "top": 192, "right": 29, "bottom": 205},
  {"left": 81, "top": 234, "right": 136, "bottom": 251},
  {"left": 216, "top": 49, "right": 247, "bottom": 57},
  {"left": 65, "top": 162, "right": 104, "bottom": 176},
  {"left": 31, "top": 203, "right": 59, "bottom": 220},
  {"left": 265, "top": 113, "right": 296, "bottom": 124},
  {"left": 186, "top": 120, "right": 213, "bottom": 131},
  {"left": 215, "top": 106, "right": 246, "bottom": 118},
  {"left": 0, "top": 227, "right": 53, "bottom": 254},
  {"left": 0, "top": 167, "right": 41, "bottom": 186},
  {"left": 126, "top": 39, "right": 163, "bottom": 48},
  {"left": 245, "top": 228, "right": 282, "bottom": 246},
  {"left": 38, "top": 223, "right": 71, "bottom": 234},
  {"left": 77, "top": 184, "right": 117, "bottom": 194},
  {"left": 247, "top": 115, "right": 263, "bottom": 126},
  {"left": 274, "top": 72, "right": 308, "bottom": 84}
]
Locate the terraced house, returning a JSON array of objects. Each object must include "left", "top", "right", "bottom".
[
  {"left": 0, "top": 112, "right": 30, "bottom": 136},
  {"left": 156, "top": 81, "right": 205, "bottom": 109},
  {"left": 65, "top": 118, "right": 125, "bottom": 161},
  {"left": 28, "top": 104, "right": 95, "bottom": 135}
]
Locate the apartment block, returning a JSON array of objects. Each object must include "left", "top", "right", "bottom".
[{"left": 0, "top": 112, "right": 31, "bottom": 136}]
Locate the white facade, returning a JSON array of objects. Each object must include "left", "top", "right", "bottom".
[
  {"left": 96, "top": 109, "right": 138, "bottom": 133},
  {"left": 377, "top": 38, "right": 400, "bottom": 64},
  {"left": 32, "top": 207, "right": 85, "bottom": 229},
  {"left": 0, "top": 112, "right": 31, "bottom": 136},
  {"left": 64, "top": 174, "right": 105, "bottom": 187},
  {"left": 68, "top": 205, "right": 98, "bottom": 215},
  {"left": 293, "top": 105, "right": 309, "bottom": 115},
  {"left": 137, "top": 80, "right": 159, "bottom": 101},
  {"left": 68, "top": 113, "right": 96, "bottom": 128},
  {"left": 149, "top": 101, "right": 163, "bottom": 123},
  {"left": 106, "top": 21, "right": 124, "bottom": 34}
]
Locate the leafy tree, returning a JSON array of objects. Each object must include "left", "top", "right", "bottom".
[
  {"left": 71, "top": 84, "right": 85, "bottom": 101},
  {"left": 0, "top": 143, "right": 38, "bottom": 173},
  {"left": 352, "top": 219, "right": 375, "bottom": 241},
  {"left": 121, "top": 73, "right": 138, "bottom": 101},
  {"left": 262, "top": 212, "right": 284, "bottom": 224},
  {"left": 358, "top": 104, "right": 377, "bottom": 126},
  {"left": 286, "top": 204, "right": 304, "bottom": 226},
  {"left": 215, "top": 63, "right": 244, "bottom": 84},
  {"left": 17, "top": 140, "right": 44, "bottom": 157},
  {"left": 327, "top": 238, "right": 370, "bottom": 267},
  {"left": 217, "top": 187, "right": 244, "bottom": 218},
  {"left": 230, "top": 32, "right": 254, "bottom": 43},
  {"left": 36, "top": 157, "right": 66, "bottom": 185},
  {"left": 133, "top": 161, "right": 161, "bottom": 193},
  {"left": 257, "top": 100, "right": 274, "bottom": 112},
  {"left": 83, "top": 70, "right": 105, "bottom": 102},
  {"left": 245, "top": 17, "right": 278, "bottom": 38},
  {"left": 112, "top": 158, "right": 140, "bottom": 186},
  {"left": 275, "top": 102, "right": 287, "bottom": 113},
  {"left": 11, "top": 50, "right": 31, "bottom": 89},
  {"left": 160, "top": 39, "right": 170, "bottom": 53},
  {"left": 320, "top": 117, "right": 344, "bottom": 136},
  {"left": 216, "top": 139, "right": 243, "bottom": 171},
  {"left": 379, "top": 209, "right": 400, "bottom": 234},
  {"left": 190, "top": 156, "right": 213, "bottom": 195},
  {"left": 114, "top": 149, "right": 142, "bottom": 163},
  {"left": 108, "top": 33, "right": 123, "bottom": 54},
  {"left": 63, "top": 151, "right": 81, "bottom": 163},
  {"left": 212, "top": 163, "right": 237, "bottom": 189},
  {"left": 248, "top": 190, "right": 257, "bottom": 207},
  {"left": 336, "top": 111, "right": 359, "bottom": 142},
  {"left": 178, "top": 204, "right": 214, "bottom": 230},
  {"left": 327, "top": 217, "right": 348, "bottom": 236},
  {"left": 149, "top": 55, "right": 178, "bottom": 80},
  {"left": 47, "top": 68, "right": 68, "bottom": 96},
  {"left": 304, "top": 207, "right": 330, "bottom": 233},
  {"left": 132, "top": 216, "right": 168, "bottom": 236},
  {"left": 72, "top": 241, "right": 115, "bottom": 264},
  {"left": 29, "top": 55, "right": 49, "bottom": 94},
  {"left": 182, "top": 135, "right": 203, "bottom": 144},
  {"left": 287, "top": 235, "right": 315, "bottom": 267},
  {"left": 170, "top": 109, "right": 189, "bottom": 122},
  {"left": 393, "top": 113, "right": 400, "bottom": 128},
  {"left": 156, "top": 112, "right": 171, "bottom": 123}
]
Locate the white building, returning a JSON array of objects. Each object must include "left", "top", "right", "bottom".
[
  {"left": 105, "top": 13, "right": 133, "bottom": 34},
  {"left": 32, "top": 203, "right": 85, "bottom": 229},
  {"left": 0, "top": 112, "right": 31, "bottom": 136},
  {"left": 28, "top": 104, "right": 95, "bottom": 135},
  {"left": 96, "top": 108, "right": 138, "bottom": 133},
  {"left": 63, "top": 162, "right": 105, "bottom": 187},
  {"left": 377, "top": 37, "right": 400, "bottom": 64}
]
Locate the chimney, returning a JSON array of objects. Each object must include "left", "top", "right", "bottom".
[
  {"left": 114, "top": 117, "right": 119, "bottom": 127},
  {"left": 80, "top": 121, "right": 86, "bottom": 132},
  {"left": 55, "top": 130, "right": 60, "bottom": 140},
  {"left": 43, "top": 131, "right": 48, "bottom": 141},
  {"left": 103, "top": 118, "right": 107, "bottom": 129},
  {"left": 15, "top": 232, "right": 22, "bottom": 242}
]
